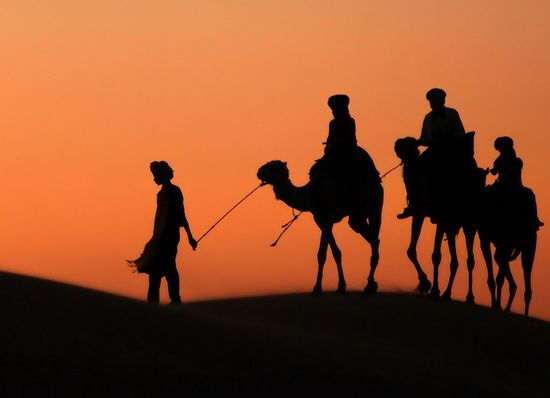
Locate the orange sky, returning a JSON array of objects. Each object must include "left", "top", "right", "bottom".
[{"left": 1, "top": 1, "right": 549, "bottom": 319}]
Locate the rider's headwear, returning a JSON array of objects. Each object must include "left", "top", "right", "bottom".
[
  {"left": 426, "top": 88, "right": 446, "bottom": 101},
  {"left": 150, "top": 160, "right": 174, "bottom": 179},
  {"left": 328, "top": 94, "right": 350, "bottom": 109},
  {"left": 494, "top": 136, "right": 514, "bottom": 151}
]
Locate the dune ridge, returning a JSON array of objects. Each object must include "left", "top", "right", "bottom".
[{"left": 0, "top": 271, "right": 548, "bottom": 397}]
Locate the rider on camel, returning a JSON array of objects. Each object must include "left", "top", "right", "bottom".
[
  {"left": 324, "top": 94, "right": 357, "bottom": 156},
  {"left": 397, "top": 88, "right": 466, "bottom": 219},
  {"left": 489, "top": 136, "right": 543, "bottom": 228},
  {"left": 490, "top": 136, "right": 523, "bottom": 188},
  {"left": 419, "top": 88, "right": 465, "bottom": 147},
  {"left": 312, "top": 95, "right": 380, "bottom": 187}
]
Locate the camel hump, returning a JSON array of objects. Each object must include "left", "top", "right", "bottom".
[
  {"left": 487, "top": 185, "right": 541, "bottom": 233},
  {"left": 309, "top": 145, "right": 380, "bottom": 186}
]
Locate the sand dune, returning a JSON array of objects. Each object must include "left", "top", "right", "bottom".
[{"left": 0, "top": 271, "right": 548, "bottom": 397}]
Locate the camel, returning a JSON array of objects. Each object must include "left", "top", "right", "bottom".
[
  {"left": 394, "top": 133, "right": 496, "bottom": 303},
  {"left": 257, "top": 159, "right": 383, "bottom": 294},
  {"left": 478, "top": 186, "right": 540, "bottom": 315}
]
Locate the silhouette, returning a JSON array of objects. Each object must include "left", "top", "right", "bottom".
[
  {"left": 395, "top": 89, "right": 489, "bottom": 301},
  {"left": 478, "top": 137, "right": 542, "bottom": 315},
  {"left": 395, "top": 133, "right": 489, "bottom": 299},
  {"left": 311, "top": 95, "right": 381, "bottom": 189},
  {"left": 490, "top": 136, "right": 523, "bottom": 188},
  {"left": 419, "top": 88, "right": 465, "bottom": 146},
  {"left": 128, "top": 161, "right": 197, "bottom": 304},
  {"left": 257, "top": 95, "right": 383, "bottom": 294}
]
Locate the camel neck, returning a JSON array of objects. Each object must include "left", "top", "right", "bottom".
[{"left": 273, "top": 179, "right": 312, "bottom": 212}]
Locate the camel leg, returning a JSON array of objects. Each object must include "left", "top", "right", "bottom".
[
  {"left": 480, "top": 233, "right": 497, "bottom": 308},
  {"left": 348, "top": 216, "right": 379, "bottom": 294},
  {"left": 521, "top": 233, "right": 537, "bottom": 316},
  {"left": 327, "top": 232, "right": 346, "bottom": 293},
  {"left": 464, "top": 225, "right": 477, "bottom": 304},
  {"left": 313, "top": 228, "right": 331, "bottom": 294},
  {"left": 359, "top": 183, "right": 383, "bottom": 293},
  {"left": 430, "top": 225, "right": 444, "bottom": 298},
  {"left": 495, "top": 267, "right": 504, "bottom": 311},
  {"left": 495, "top": 246, "right": 516, "bottom": 312},
  {"left": 407, "top": 215, "right": 431, "bottom": 293},
  {"left": 442, "top": 231, "right": 459, "bottom": 300}
]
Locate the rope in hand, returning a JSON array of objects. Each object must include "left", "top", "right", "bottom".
[
  {"left": 196, "top": 182, "right": 266, "bottom": 244},
  {"left": 380, "top": 161, "right": 402, "bottom": 179},
  {"left": 269, "top": 161, "right": 403, "bottom": 247}
]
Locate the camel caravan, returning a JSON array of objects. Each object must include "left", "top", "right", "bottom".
[{"left": 257, "top": 89, "right": 543, "bottom": 316}]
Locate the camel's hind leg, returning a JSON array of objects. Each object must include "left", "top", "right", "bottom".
[
  {"left": 479, "top": 233, "right": 497, "bottom": 308},
  {"left": 348, "top": 216, "right": 379, "bottom": 294},
  {"left": 464, "top": 225, "right": 477, "bottom": 304},
  {"left": 407, "top": 215, "right": 431, "bottom": 293},
  {"left": 430, "top": 225, "right": 444, "bottom": 298},
  {"left": 442, "top": 231, "right": 459, "bottom": 300},
  {"left": 349, "top": 184, "right": 383, "bottom": 294},
  {"left": 521, "top": 232, "right": 537, "bottom": 316},
  {"left": 495, "top": 246, "right": 516, "bottom": 312}
]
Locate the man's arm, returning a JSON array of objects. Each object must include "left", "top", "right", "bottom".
[
  {"left": 451, "top": 108, "right": 466, "bottom": 136},
  {"left": 178, "top": 191, "right": 197, "bottom": 250},
  {"left": 418, "top": 114, "right": 431, "bottom": 146},
  {"left": 181, "top": 210, "right": 197, "bottom": 250},
  {"left": 152, "top": 192, "right": 168, "bottom": 241}
]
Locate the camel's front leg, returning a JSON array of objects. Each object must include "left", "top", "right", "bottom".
[
  {"left": 521, "top": 232, "right": 537, "bottom": 316},
  {"left": 464, "top": 225, "right": 477, "bottom": 303},
  {"left": 313, "top": 229, "right": 330, "bottom": 294},
  {"left": 407, "top": 215, "right": 431, "bottom": 293},
  {"left": 442, "top": 231, "right": 459, "bottom": 300},
  {"left": 327, "top": 232, "right": 346, "bottom": 293},
  {"left": 430, "top": 225, "right": 444, "bottom": 298},
  {"left": 479, "top": 233, "right": 497, "bottom": 308}
]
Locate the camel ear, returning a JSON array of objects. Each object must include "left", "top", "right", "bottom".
[{"left": 283, "top": 162, "right": 287, "bottom": 166}]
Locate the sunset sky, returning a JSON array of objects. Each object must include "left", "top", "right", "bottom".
[{"left": 1, "top": 1, "right": 549, "bottom": 318}]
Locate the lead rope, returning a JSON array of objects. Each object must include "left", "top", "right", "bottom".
[
  {"left": 269, "top": 161, "right": 403, "bottom": 247},
  {"left": 270, "top": 208, "right": 303, "bottom": 247},
  {"left": 196, "top": 182, "right": 266, "bottom": 244},
  {"left": 380, "top": 161, "right": 402, "bottom": 179}
]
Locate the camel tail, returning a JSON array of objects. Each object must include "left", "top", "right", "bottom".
[{"left": 510, "top": 248, "right": 522, "bottom": 261}]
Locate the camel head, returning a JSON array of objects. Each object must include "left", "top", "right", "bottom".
[
  {"left": 394, "top": 137, "right": 420, "bottom": 163},
  {"left": 257, "top": 161, "right": 289, "bottom": 186}
]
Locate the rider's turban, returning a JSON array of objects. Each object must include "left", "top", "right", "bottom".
[
  {"left": 328, "top": 94, "right": 350, "bottom": 109},
  {"left": 426, "top": 88, "right": 446, "bottom": 101}
]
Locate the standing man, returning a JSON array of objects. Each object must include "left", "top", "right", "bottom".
[{"left": 129, "top": 161, "right": 197, "bottom": 304}]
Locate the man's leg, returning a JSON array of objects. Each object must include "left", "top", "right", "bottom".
[
  {"left": 147, "top": 274, "right": 162, "bottom": 304},
  {"left": 165, "top": 264, "right": 181, "bottom": 303}
]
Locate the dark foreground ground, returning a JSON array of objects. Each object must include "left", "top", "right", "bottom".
[{"left": 0, "top": 271, "right": 548, "bottom": 397}]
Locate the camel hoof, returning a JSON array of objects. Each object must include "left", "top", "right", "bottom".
[
  {"left": 337, "top": 283, "right": 347, "bottom": 294},
  {"left": 363, "top": 281, "right": 378, "bottom": 295},
  {"left": 429, "top": 288, "right": 440, "bottom": 299},
  {"left": 465, "top": 294, "right": 475, "bottom": 304},
  {"left": 417, "top": 278, "right": 432, "bottom": 293},
  {"left": 312, "top": 285, "right": 322, "bottom": 295},
  {"left": 441, "top": 291, "right": 452, "bottom": 301}
]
